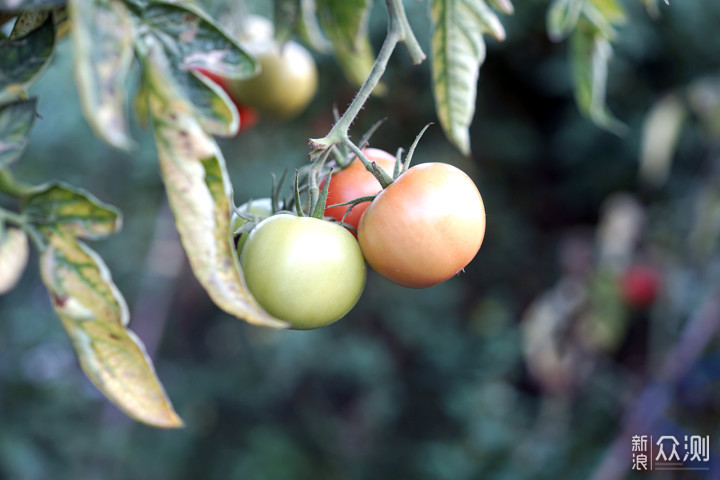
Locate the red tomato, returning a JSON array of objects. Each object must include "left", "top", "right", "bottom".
[
  {"left": 323, "top": 148, "right": 398, "bottom": 231},
  {"left": 357, "top": 163, "right": 486, "bottom": 288},
  {"left": 193, "top": 67, "right": 259, "bottom": 134},
  {"left": 620, "top": 265, "right": 662, "bottom": 308}
]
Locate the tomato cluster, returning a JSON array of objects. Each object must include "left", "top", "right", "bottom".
[{"left": 234, "top": 147, "right": 486, "bottom": 330}]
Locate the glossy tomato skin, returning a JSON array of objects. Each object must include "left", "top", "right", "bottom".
[
  {"left": 358, "top": 163, "right": 486, "bottom": 288},
  {"left": 324, "top": 148, "right": 398, "bottom": 231},
  {"left": 226, "top": 40, "right": 318, "bottom": 119},
  {"left": 240, "top": 214, "right": 366, "bottom": 329}
]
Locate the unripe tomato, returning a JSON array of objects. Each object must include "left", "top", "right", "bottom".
[
  {"left": 323, "top": 148, "right": 398, "bottom": 231},
  {"left": 358, "top": 163, "right": 486, "bottom": 288},
  {"left": 226, "top": 40, "right": 318, "bottom": 119},
  {"left": 240, "top": 214, "right": 366, "bottom": 329},
  {"left": 231, "top": 198, "right": 274, "bottom": 252},
  {"left": 620, "top": 265, "right": 662, "bottom": 308}
]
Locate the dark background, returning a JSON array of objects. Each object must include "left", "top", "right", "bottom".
[{"left": 2, "top": 0, "right": 720, "bottom": 479}]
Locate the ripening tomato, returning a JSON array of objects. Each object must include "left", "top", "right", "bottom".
[
  {"left": 240, "top": 214, "right": 366, "bottom": 329},
  {"left": 323, "top": 148, "right": 398, "bottom": 231},
  {"left": 226, "top": 40, "right": 318, "bottom": 119},
  {"left": 193, "top": 67, "right": 259, "bottom": 134},
  {"left": 357, "top": 163, "right": 486, "bottom": 288}
]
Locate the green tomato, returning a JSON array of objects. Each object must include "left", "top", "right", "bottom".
[
  {"left": 240, "top": 214, "right": 366, "bottom": 329},
  {"left": 226, "top": 40, "right": 318, "bottom": 119},
  {"left": 231, "top": 198, "right": 274, "bottom": 253}
]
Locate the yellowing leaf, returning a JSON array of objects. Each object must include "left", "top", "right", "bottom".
[
  {"left": 70, "top": 0, "right": 136, "bottom": 150},
  {"left": 139, "top": 0, "right": 259, "bottom": 137},
  {"left": 139, "top": 36, "right": 288, "bottom": 329},
  {"left": 39, "top": 230, "right": 183, "bottom": 428},
  {"left": 22, "top": 183, "right": 121, "bottom": 239},
  {"left": 0, "top": 226, "right": 29, "bottom": 294},
  {"left": 431, "top": 0, "right": 509, "bottom": 155}
]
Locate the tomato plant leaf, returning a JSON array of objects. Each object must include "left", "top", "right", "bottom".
[
  {"left": 22, "top": 183, "right": 122, "bottom": 239},
  {"left": 274, "top": 0, "right": 300, "bottom": 45},
  {"left": 298, "top": 0, "right": 333, "bottom": 54},
  {"left": 0, "top": 98, "right": 37, "bottom": 167},
  {"left": 314, "top": 0, "right": 383, "bottom": 93},
  {"left": 140, "top": 42, "right": 288, "bottom": 329},
  {"left": 547, "top": 0, "right": 585, "bottom": 42},
  {"left": 0, "top": 13, "right": 55, "bottom": 104},
  {"left": 10, "top": 10, "right": 48, "bottom": 38},
  {"left": 138, "top": 0, "right": 259, "bottom": 136},
  {"left": 39, "top": 229, "right": 183, "bottom": 428},
  {"left": 69, "top": 0, "right": 136, "bottom": 150},
  {"left": 0, "top": 226, "right": 29, "bottom": 294},
  {"left": 570, "top": 20, "right": 626, "bottom": 134},
  {"left": 488, "top": 0, "right": 514, "bottom": 14},
  {"left": 430, "top": 0, "right": 509, "bottom": 155},
  {"left": 0, "top": 0, "right": 65, "bottom": 12}
]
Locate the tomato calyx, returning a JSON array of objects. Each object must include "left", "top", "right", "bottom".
[{"left": 351, "top": 123, "right": 432, "bottom": 190}]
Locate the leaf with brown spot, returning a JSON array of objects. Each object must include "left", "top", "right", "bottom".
[
  {"left": 138, "top": 36, "right": 288, "bottom": 329},
  {"left": 70, "top": 0, "right": 136, "bottom": 150},
  {"left": 22, "top": 182, "right": 121, "bottom": 239},
  {"left": 39, "top": 230, "right": 183, "bottom": 429},
  {"left": 137, "top": 0, "right": 259, "bottom": 136}
]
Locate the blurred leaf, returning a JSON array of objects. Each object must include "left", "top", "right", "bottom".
[
  {"left": 640, "top": 93, "right": 686, "bottom": 187},
  {"left": 547, "top": 0, "right": 585, "bottom": 42},
  {"left": 10, "top": 10, "right": 47, "bottom": 37},
  {"left": 488, "top": 0, "right": 514, "bottom": 14},
  {"left": 39, "top": 229, "right": 183, "bottom": 428},
  {"left": 0, "top": 13, "right": 55, "bottom": 103},
  {"left": 431, "top": 0, "right": 509, "bottom": 155},
  {"left": 298, "top": 0, "right": 332, "bottom": 53},
  {"left": 274, "top": 0, "right": 299, "bottom": 45},
  {"left": 0, "top": 226, "right": 29, "bottom": 294},
  {"left": 0, "top": 98, "right": 37, "bottom": 167},
  {"left": 315, "top": 0, "right": 369, "bottom": 49},
  {"left": 333, "top": 36, "right": 385, "bottom": 95},
  {"left": 588, "top": 0, "right": 626, "bottom": 24},
  {"left": 0, "top": 0, "right": 65, "bottom": 12},
  {"left": 22, "top": 183, "right": 121, "bottom": 239},
  {"left": 139, "top": 37, "right": 288, "bottom": 329},
  {"left": 69, "top": 0, "right": 135, "bottom": 150},
  {"left": 139, "top": 0, "right": 259, "bottom": 136},
  {"left": 315, "top": 0, "right": 384, "bottom": 93},
  {"left": 570, "top": 20, "right": 626, "bottom": 134}
]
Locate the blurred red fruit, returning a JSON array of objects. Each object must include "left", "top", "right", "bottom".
[{"left": 620, "top": 265, "right": 662, "bottom": 308}]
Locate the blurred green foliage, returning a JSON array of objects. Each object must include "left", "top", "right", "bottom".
[{"left": 2, "top": 0, "right": 720, "bottom": 479}]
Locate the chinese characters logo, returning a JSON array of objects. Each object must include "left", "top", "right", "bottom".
[{"left": 632, "top": 434, "right": 710, "bottom": 472}]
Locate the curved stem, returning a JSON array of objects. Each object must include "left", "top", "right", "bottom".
[
  {"left": 388, "top": 0, "right": 426, "bottom": 65},
  {"left": 309, "top": 29, "right": 400, "bottom": 150},
  {"left": 308, "top": 0, "right": 426, "bottom": 151},
  {"left": 0, "top": 169, "right": 36, "bottom": 198}
]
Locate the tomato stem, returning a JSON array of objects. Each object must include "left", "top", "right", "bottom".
[
  {"left": 0, "top": 169, "right": 36, "bottom": 198},
  {"left": 345, "top": 140, "right": 394, "bottom": 188},
  {"left": 403, "top": 123, "right": 433, "bottom": 173},
  {"left": 307, "top": 0, "right": 425, "bottom": 151},
  {"left": 311, "top": 168, "right": 333, "bottom": 219},
  {"left": 293, "top": 171, "right": 304, "bottom": 217}
]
